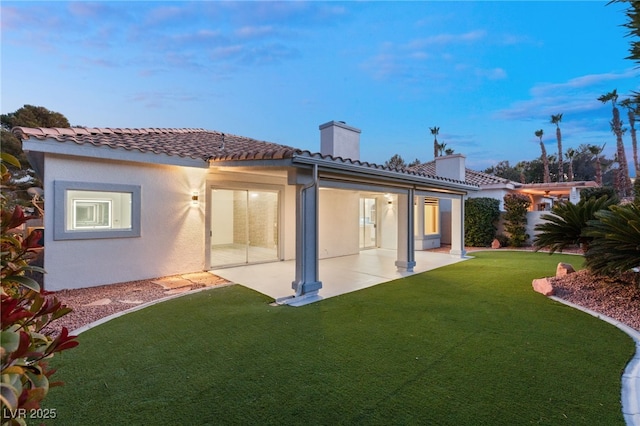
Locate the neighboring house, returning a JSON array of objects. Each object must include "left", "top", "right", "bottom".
[
  {"left": 411, "top": 157, "right": 599, "bottom": 244},
  {"left": 411, "top": 159, "right": 598, "bottom": 210},
  {"left": 514, "top": 181, "right": 599, "bottom": 210},
  {"left": 14, "top": 122, "right": 478, "bottom": 303}
]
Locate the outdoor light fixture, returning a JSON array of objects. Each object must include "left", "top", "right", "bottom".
[{"left": 191, "top": 191, "right": 199, "bottom": 206}]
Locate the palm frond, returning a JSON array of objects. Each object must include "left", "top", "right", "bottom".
[
  {"left": 585, "top": 203, "right": 640, "bottom": 281},
  {"left": 533, "top": 196, "right": 616, "bottom": 253}
]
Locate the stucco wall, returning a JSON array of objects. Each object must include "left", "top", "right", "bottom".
[
  {"left": 319, "top": 189, "right": 359, "bottom": 258},
  {"left": 43, "top": 154, "right": 208, "bottom": 290},
  {"left": 378, "top": 195, "right": 397, "bottom": 250},
  {"left": 439, "top": 198, "right": 452, "bottom": 245}
]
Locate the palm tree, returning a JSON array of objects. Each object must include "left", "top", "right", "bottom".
[
  {"left": 534, "top": 195, "right": 617, "bottom": 253},
  {"left": 565, "top": 147, "right": 576, "bottom": 182},
  {"left": 535, "top": 129, "right": 550, "bottom": 183},
  {"left": 598, "top": 89, "right": 632, "bottom": 197},
  {"left": 620, "top": 98, "right": 639, "bottom": 175},
  {"left": 587, "top": 144, "right": 605, "bottom": 186},
  {"left": 584, "top": 203, "right": 640, "bottom": 284},
  {"left": 429, "top": 126, "right": 440, "bottom": 158},
  {"left": 437, "top": 142, "right": 447, "bottom": 157},
  {"left": 551, "top": 113, "right": 564, "bottom": 182}
]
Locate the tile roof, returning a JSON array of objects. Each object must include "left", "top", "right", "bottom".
[
  {"left": 409, "top": 161, "right": 514, "bottom": 187},
  {"left": 12, "top": 127, "right": 300, "bottom": 162},
  {"left": 13, "top": 127, "right": 477, "bottom": 187},
  {"left": 290, "top": 151, "right": 479, "bottom": 186}
]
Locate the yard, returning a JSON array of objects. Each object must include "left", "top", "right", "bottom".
[{"left": 40, "top": 252, "right": 634, "bottom": 425}]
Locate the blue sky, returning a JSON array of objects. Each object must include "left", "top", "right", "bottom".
[{"left": 2, "top": 1, "right": 639, "bottom": 174}]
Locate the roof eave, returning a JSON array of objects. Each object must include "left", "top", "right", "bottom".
[
  {"left": 479, "top": 182, "right": 516, "bottom": 190},
  {"left": 292, "top": 154, "right": 479, "bottom": 192},
  {"left": 22, "top": 138, "right": 209, "bottom": 169}
]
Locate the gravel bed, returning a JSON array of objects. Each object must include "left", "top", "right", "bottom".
[
  {"left": 45, "top": 276, "right": 229, "bottom": 334},
  {"left": 550, "top": 270, "right": 640, "bottom": 331}
]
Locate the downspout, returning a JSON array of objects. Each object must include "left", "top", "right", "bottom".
[{"left": 294, "top": 163, "right": 319, "bottom": 297}]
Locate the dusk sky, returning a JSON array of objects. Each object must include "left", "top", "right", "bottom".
[{"left": 2, "top": 1, "right": 638, "bottom": 174}]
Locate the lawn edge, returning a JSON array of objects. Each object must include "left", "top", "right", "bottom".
[
  {"left": 70, "top": 282, "right": 237, "bottom": 335},
  {"left": 550, "top": 295, "right": 640, "bottom": 426}
]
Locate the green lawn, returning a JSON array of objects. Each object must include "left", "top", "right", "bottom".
[{"left": 41, "top": 252, "right": 634, "bottom": 425}]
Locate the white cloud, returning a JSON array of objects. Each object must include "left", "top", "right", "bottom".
[
  {"left": 361, "top": 29, "right": 489, "bottom": 84},
  {"left": 407, "top": 30, "right": 487, "bottom": 49},
  {"left": 235, "top": 26, "right": 275, "bottom": 39},
  {"left": 129, "top": 91, "right": 200, "bottom": 109},
  {"left": 476, "top": 67, "right": 507, "bottom": 80},
  {"left": 210, "top": 45, "right": 245, "bottom": 61},
  {"left": 169, "top": 29, "right": 224, "bottom": 45},
  {"left": 495, "top": 69, "right": 640, "bottom": 121},
  {"left": 531, "top": 69, "right": 639, "bottom": 97}
]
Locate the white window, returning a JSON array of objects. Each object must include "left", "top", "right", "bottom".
[
  {"left": 423, "top": 197, "right": 439, "bottom": 235},
  {"left": 66, "top": 190, "right": 133, "bottom": 231},
  {"left": 54, "top": 182, "right": 141, "bottom": 240},
  {"left": 415, "top": 197, "right": 440, "bottom": 235}
]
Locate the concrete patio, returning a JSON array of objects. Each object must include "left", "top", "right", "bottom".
[{"left": 211, "top": 248, "right": 470, "bottom": 306}]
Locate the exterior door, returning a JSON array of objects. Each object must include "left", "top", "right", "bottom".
[
  {"left": 210, "top": 188, "right": 279, "bottom": 267},
  {"left": 359, "top": 197, "right": 377, "bottom": 249}
]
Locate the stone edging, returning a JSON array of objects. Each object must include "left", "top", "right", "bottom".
[
  {"left": 71, "top": 283, "right": 236, "bottom": 335},
  {"left": 550, "top": 296, "right": 640, "bottom": 426}
]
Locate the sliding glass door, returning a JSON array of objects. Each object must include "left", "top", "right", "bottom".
[{"left": 210, "top": 188, "right": 279, "bottom": 267}]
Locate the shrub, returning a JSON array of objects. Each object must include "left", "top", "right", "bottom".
[
  {"left": 1, "top": 153, "right": 78, "bottom": 425},
  {"left": 533, "top": 196, "right": 617, "bottom": 253},
  {"left": 634, "top": 177, "right": 640, "bottom": 206},
  {"left": 503, "top": 193, "right": 531, "bottom": 247},
  {"left": 495, "top": 233, "right": 510, "bottom": 247},
  {"left": 584, "top": 203, "right": 640, "bottom": 285},
  {"left": 464, "top": 197, "right": 500, "bottom": 247},
  {"left": 580, "top": 186, "right": 618, "bottom": 203}
]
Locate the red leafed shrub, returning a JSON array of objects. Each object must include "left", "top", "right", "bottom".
[{"left": 1, "top": 153, "right": 78, "bottom": 425}]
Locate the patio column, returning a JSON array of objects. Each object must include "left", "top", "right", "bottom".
[
  {"left": 450, "top": 195, "right": 466, "bottom": 257},
  {"left": 289, "top": 167, "right": 322, "bottom": 296},
  {"left": 395, "top": 188, "right": 416, "bottom": 272},
  {"left": 414, "top": 195, "right": 425, "bottom": 249}
]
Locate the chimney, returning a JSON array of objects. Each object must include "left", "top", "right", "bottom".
[
  {"left": 319, "top": 121, "right": 361, "bottom": 160},
  {"left": 435, "top": 153, "right": 466, "bottom": 182}
]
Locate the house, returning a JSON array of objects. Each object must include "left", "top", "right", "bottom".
[
  {"left": 411, "top": 157, "right": 599, "bottom": 243},
  {"left": 412, "top": 159, "right": 598, "bottom": 208},
  {"left": 14, "top": 122, "right": 478, "bottom": 304}
]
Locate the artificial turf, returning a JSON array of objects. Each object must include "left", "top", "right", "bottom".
[{"left": 40, "top": 251, "right": 634, "bottom": 425}]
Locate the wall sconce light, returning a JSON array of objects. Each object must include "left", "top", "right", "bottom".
[{"left": 191, "top": 191, "right": 199, "bottom": 206}]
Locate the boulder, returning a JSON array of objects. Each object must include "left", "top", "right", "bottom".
[
  {"left": 532, "top": 277, "right": 555, "bottom": 296},
  {"left": 556, "top": 263, "right": 576, "bottom": 277},
  {"left": 491, "top": 238, "right": 501, "bottom": 249}
]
